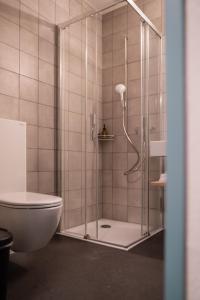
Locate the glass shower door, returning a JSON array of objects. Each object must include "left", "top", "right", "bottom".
[
  {"left": 140, "top": 22, "right": 162, "bottom": 236},
  {"left": 84, "top": 14, "right": 102, "bottom": 241},
  {"left": 58, "top": 1, "right": 163, "bottom": 249}
]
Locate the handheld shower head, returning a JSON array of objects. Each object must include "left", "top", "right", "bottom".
[{"left": 115, "top": 84, "right": 127, "bottom": 108}]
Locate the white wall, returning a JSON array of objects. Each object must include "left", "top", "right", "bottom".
[{"left": 186, "top": 1, "right": 200, "bottom": 299}]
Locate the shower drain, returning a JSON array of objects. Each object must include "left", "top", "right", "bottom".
[{"left": 101, "top": 224, "right": 111, "bottom": 228}]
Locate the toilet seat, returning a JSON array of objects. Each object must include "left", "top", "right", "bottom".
[{"left": 0, "top": 192, "right": 62, "bottom": 209}]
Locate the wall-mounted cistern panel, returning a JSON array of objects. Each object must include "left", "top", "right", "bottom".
[{"left": 0, "top": 118, "right": 26, "bottom": 192}]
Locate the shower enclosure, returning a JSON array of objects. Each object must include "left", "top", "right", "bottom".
[{"left": 57, "top": 0, "right": 163, "bottom": 249}]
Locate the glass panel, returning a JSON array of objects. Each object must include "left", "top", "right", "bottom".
[
  {"left": 59, "top": 20, "right": 87, "bottom": 238},
  {"left": 95, "top": 5, "right": 144, "bottom": 247},
  {"left": 141, "top": 22, "right": 149, "bottom": 236},
  {"left": 147, "top": 26, "right": 163, "bottom": 233},
  {"left": 58, "top": 1, "right": 163, "bottom": 249},
  {"left": 85, "top": 15, "right": 101, "bottom": 240}
]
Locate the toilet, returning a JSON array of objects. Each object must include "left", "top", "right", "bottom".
[{"left": 0, "top": 118, "right": 62, "bottom": 252}]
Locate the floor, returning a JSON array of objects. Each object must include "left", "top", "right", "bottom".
[
  {"left": 64, "top": 219, "right": 142, "bottom": 247},
  {"left": 7, "top": 232, "right": 164, "bottom": 300}
]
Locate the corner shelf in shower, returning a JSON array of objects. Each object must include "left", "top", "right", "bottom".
[{"left": 98, "top": 134, "right": 115, "bottom": 141}]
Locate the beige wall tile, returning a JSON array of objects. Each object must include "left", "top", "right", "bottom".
[
  {"left": 112, "top": 65, "right": 125, "bottom": 84},
  {"left": 102, "top": 203, "right": 113, "bottom": 219},
  {"left": 39, "top": 59, "right": 55, "bottom": 85},
  {"left": 113, "top": 31, "right": 126, "bottom": 50},
  {"left": 127, "top": 188, "right": 142, "bottom": 207},
  {"left": 69, "top": 112, "right": 82, "bottom": 133},
  {"left": 69, "top": 92, "right": 82, "bottom": 114},
  {"left": 113, "top": 188, "right": 127, "bottom": 205},
  {"left": 102, "top": 86, "right": 112, "bottom": 102},
  {"left": 128, "top": 61, "right": 141, "bottom": 80},
  {"left": 69, "top": 73, "right": 82, "bottom": 95},
  {"left": 102, "top": 19, "right": 112, "bottom": 37},
  {"left": 0, "top": 17, "right": 19, "bottom": 48},
  {"left": 128, "top": 44, "right": 140, "bottom": 63},
  {"left": 20, "top": 28, "right": 38, "bottom": 57},
  {"left": 38, "top": 171, "right": 55, "bottom": 194},
  {"left": 21, "top": 0, "right": 38, "bottom": 12},
  {"left": 102, "top": 187, "right": 112, "bottom": 204},
  {"left": 68, "top": 190, "right": 82, "bottom": 210},
  {"left": 113, "top": 135, "right": 127, "bottom": 152},
  {"left": 69, "top": 55, "right": 82, "bottom": 76},
  {"left": 39, "top": 19, "right": 56, "bottom": 44},
  {"left": 113, "top": 205, "right": 127, "bottom": 221},
  {"left": 113, "top": 49, "right": 125, "bottom": 67},
  {"left": 39, "top": 104, "right": 55, "bottom": 128},
  {"left": 39, "top": 0, "right": 55, "bottom": 23},
  {"left": 39, "top": 37, "right": 55, "bottom": 64},
  {"left": 103, "top": 35, "right": 113, "bottom": 54},
  {"left": 143, "top": 0, "right": 162, "bottom": 21},
  {"left": 113, "top": 153, "right": 127, "bottom": 170},
  {"left": 20, "top": 99, "right": 38, "bottom": 125},
  {"left": 27, "top": 171, "right": 38, "bottom": 192},
  {"left": 56, "top": 5, "right": 69, "bottom": 24},
  {"left": 69, "top": 36, "right": 82, "bottom": 59},
  {"left": 39, "top": 149, "right": 55, "bottom": 171},
  {"left": 68, "top": 132, "right": 82, "bottom": 151},
  {"left": 68, "top": 151, "right": 82, "bottom": 171},
  {"left": 27, "top": 148, "right": 38, "bottom": 171},
  {"left": 20, "top": 75, "right": 38, "bottom": 102},
  {"left": 128, "top": 207, "right": 141, "bottom": 223},
  {"left": 0, "top": 0, "right": 20, "bottom": 25},
  {"left": 39, "top": 127, "right": 55, "bottom": 149},
  {"left": 0, "top": 93, "right": 19, "bottom": 119},
  {"left": 69, "top": 171, "right": 82, "bottom": 190},
  {"left": 0, "top": 43, "right": 19, "bottom": 73},
  {"left": 113, "top": 171, "right": 127, "bottom": 188},
  {"left": 0, "top": 68, "right": 19, "bottom": 97},
  {"left": 27, "top": 125, "right": 38, "bottom": 149},
  {"left": 102, "top": 153, "right": 112, "bottom": 170},
  {"left": 20, "top": 4, "right": 38, "bottom": 34},
  {"left": 20, "top": 52, "right": 38, "bottom": 79},
  {"left": 68, "top": 208, "right": 82, "bottom": 227},
  {"left": 39, "top": 82, "right": 55, "bottom": 106},
  {"left": 103, "top": 102, "right": 112, "bottom": 119}
]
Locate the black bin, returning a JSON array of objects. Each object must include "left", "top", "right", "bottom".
[{"left": 0, "top": 229, "right": 13, "bottom": 300}]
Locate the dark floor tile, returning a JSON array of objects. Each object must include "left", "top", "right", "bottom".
[
  {"left": 7, "top": 233, "right": 164, "bottom": 300},
  {"left": 130, "top": 231, "right": 164, "bottom": 260}
]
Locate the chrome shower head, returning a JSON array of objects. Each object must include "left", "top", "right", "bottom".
[{"left": 115, "top": 84, "right": 127, "bottom": 108}]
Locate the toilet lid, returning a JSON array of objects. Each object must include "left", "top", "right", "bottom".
[{"left": 0, "top": 192, "right": 62, "bottom": 208}]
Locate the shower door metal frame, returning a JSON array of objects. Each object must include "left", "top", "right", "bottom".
[
  {"left": 140, "top": 20, "right": 150, "bottom": 237},
  {"left": 58, "top": 0, "right": 161, "bottom": 37},
  {"left": 57, "top": 0, "right": 162, "bottom": 249}
]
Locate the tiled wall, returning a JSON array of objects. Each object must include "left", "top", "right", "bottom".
[
  {"left": 0, "top": 0, "right": 165, "bottom": 231},
  {"left": 0, "top": 0, "right": 94, "bottom": 197}
]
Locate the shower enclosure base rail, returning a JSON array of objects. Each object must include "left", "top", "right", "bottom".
[{"left": 58, "top": 224, "right": 164, "bottom": 251}]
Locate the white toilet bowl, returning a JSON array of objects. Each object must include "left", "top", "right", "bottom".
[
  {"left": 0, "top": 192, "right": 62, "bottom": 252},
  {"left": 0, "top": 118, "right": 63, "bottom": 252}
]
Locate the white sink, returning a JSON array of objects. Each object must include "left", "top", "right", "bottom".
[{"left": 150, "top": 140, "right": 166, "bottom": 157}]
